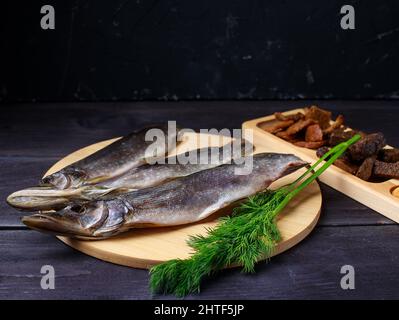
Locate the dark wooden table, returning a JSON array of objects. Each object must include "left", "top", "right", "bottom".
[{"left": 1, "top": 101, "right": 398, "bottom": 299}]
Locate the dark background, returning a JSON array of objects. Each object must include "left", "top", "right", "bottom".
[{"left": 1, "top": 0, "right": 399, "bottom": 102}]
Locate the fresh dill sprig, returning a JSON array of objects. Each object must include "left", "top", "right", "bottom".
[{"left": 150, "top": 135, "right": 361, "bottom": 297}]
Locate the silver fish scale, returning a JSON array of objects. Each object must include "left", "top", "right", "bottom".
[
  {"left": 121, "top": 153, "right": 306, "bottom": 228},
  {"left": 20, "top": 153, "right": 306, "bottom": 239}
]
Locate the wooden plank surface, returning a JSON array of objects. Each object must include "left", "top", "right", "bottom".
[
  {"left": 1, "top": 101, "right": 398, "bottom": 157},
  {"left": 1, "top": 227, "right": 398, "bottom": 299},
  {"left": 0, "top": 158, "right": 58, "bottom": 227},
  {"left": 0, "top": 101, "right": 398, "bottom": 299},
  {"left": 47, "top": 132, "right": 322, "bottom": 269},
  {"left": 243, "top": 109, "right": 399, "bottom": 223}
]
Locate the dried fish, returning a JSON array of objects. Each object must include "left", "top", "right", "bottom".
[
  {"left": 7, "top": 142, "right": 251, "bottom": 211},
  {"left": 304, "top": 106, "right": 331, "bottom": 129},
  {"left": 305, "top": 124, "right": 323, "bottom": 142},
  {"left": 323, "top": 115, "right": 344, "bottom": 135},
  {"left": 274, "top": 112, "right": 304, "bottom": 122},
  {"left": 262, "top": 120, "right": 294, "bottom": 134},
  {"left": 294, "top": 140, "right": 326, "bottom": 149},
  {"left": 22, "top": 153, "right": 307, "bottom": 239},
  {"left": 42, "top": 124, "right": 180, "bottom": 189},
  {"left": 7, "top": 124, "right": 182, "bottom": 210}
]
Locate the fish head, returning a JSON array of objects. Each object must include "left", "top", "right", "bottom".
[
  {"left": 277, "top": 154, "right": 309, "bottom": 176},
  {"left": 41, "top": 168, "right": 87, "bottom": 189},
  {"left": 41, "top": 172, "right": 70, "bottom": 189},
  {"left": 21, "top": 199, "right": 128, "bottom": 239},
  {"left": 253, "top": 153, "right": 308, "bottom": 182},
  {"left": 6, "top": 185, "right": 117, "bottom": 212},
  {"left": 6, "top": 186, "right": 71, "bottom": 211}
]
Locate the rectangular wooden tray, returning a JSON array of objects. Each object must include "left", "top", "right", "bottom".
[{"left": 242, "top": 108, "right": 399, "bottom": 223}]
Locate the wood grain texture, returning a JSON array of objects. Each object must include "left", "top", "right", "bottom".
[
  {"left": 243, "top": 109, "right": 399, "bottom": 223},
  {"left": 0, "top": 158, "right": 58, "bottom": 227},
  {"left": 41, "top": 132, "right": 321, "bottom": 268},
  {"left": 1, "top": 226, "right": 398, "bottom": 299},
  {"left": 1, "top": 101, "right": 399, "bottom": 157},
  {"left": 1, "top": 101, "right": 399, "bottom": 299},
  {"left": 317, "top": 183, "right": 393, "bottom": 226}
]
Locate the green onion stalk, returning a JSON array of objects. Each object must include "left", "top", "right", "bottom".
[{"left": 150, "top": 134, "right": 361, "bottom": 297}]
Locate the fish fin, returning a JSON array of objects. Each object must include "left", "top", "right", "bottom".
[
  {"left": 80, "top": 186, "right": 137, "bottom": 200},
  {"left": 84, "top": 175, "right": 111, "bottom": 185}
]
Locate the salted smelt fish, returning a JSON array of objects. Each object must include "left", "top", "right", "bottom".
[
  {"left": 7, "top": 141, "right": 251, "bottom": 211},
  {"left": 21, "top": 153, "right": 307, "bottom": 239},
  {"left": 97, "top": 141, "right": 252, "bottom": 191},
  {"left": 6, "top": 124, "right": 181, "bottom": 210},
  {"left": 41, "top": 124, "right": 180, "bottom": 189}
]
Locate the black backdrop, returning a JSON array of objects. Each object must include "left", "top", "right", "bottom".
[{"left": 1, "top": 0, "right": 399, "bottom": 102}]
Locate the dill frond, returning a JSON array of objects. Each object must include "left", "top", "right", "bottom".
[{"left": 149, "top": 134, "right": 361, "bottom": 297}]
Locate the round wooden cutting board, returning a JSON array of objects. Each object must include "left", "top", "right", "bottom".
[{"left": 44, "top": 132, "right": 322, "bottom": 269}]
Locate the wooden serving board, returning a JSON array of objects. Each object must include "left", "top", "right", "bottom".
[
  {"left": 243, "top": 108, "right": 399, "bottom": 223},
  {"left": 44, "top": 132, "right": 322, "bottom": 269}
]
